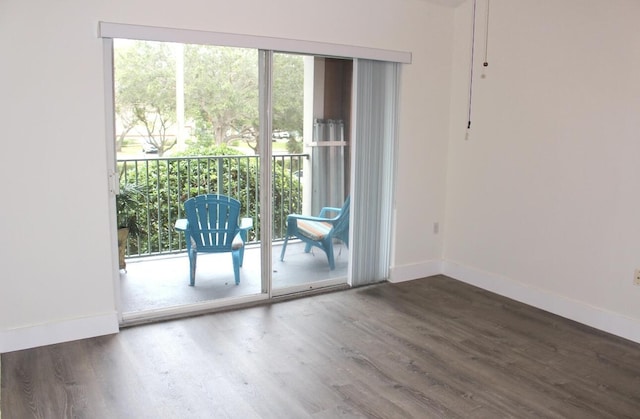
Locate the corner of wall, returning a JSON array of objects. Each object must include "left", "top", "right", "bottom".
[
  {"left": 442, "top": 260, "right": 640, "bottom": 345},
  {"left": 389, "top": 259, "right": 443, "bottom": 283}
]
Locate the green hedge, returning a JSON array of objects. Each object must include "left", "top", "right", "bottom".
[{"left": 119, "top": 147, "right": 304, "bottom": 257}]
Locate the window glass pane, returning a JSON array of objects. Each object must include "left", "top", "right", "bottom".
[
  {"left": 113, "top": 39, "right": 264, "bottom": 313},
  {"left": 273, "top": 53, "right": 351, "bottom": 294}
]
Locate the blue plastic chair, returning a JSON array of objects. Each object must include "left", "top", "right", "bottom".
[
  {"left": 280, "top": 196, "right": 350, "bottom": 270},
  {"left": 174, "top": 194, "right": 251, "bottom": 286}
]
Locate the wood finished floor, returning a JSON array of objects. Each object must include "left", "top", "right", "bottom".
[{"left": 2, "top": 275, "right": 640, "bottom": 418}]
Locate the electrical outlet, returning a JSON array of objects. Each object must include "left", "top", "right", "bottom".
[{"left": 634, "top": 269, "right": 640, "bottom": 285}]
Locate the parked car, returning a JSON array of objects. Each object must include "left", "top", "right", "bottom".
[
  {"left": 272, "top": 130, "right": 290, "bottom": 139},
  {"left": 142, "top": 142, "right": 158, "bottom": 154}
]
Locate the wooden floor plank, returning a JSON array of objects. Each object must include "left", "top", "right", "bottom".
[{"left": 3, "top": 275, "right": 640, "bottom": 418}]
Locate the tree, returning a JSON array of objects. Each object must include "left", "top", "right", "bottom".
[
  {"left": 286, "top": 136, "right": 303, "bottom": 154},
  {"left": 114, "top": 40, "right": 177, "bottom": 156},
  {"left": 184, "top": 47, "right": 305, "bottom": 154},
  {"left": 273, "top": 53, "right": 304, "bottom": 136},
  {"left": 114, "top": 106, "right": 136, "bottom": 152},
  {"left": 184, "top": 46, "right": 259, "bottom": 149},
  {"left": 114, "top": 41, "right": 305, "bottom": 156}
]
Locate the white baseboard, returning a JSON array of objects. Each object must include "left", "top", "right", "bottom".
[
  {"left": 442, "top": 261, "right": 640, "bottom": 345},
  {"left": 389, "top": 260, "right": 443, "bottom": 283},
  {"left": 0, "top": 312, "right": 119, "bottom": 353},
  {"left": 4, "top": 263, "right": 639, "bottom": 353}
]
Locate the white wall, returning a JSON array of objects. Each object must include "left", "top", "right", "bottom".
[
  {"left": 0, "top": 0, "right": 454, "bottom": 352},
  {"left": 3, "top": 0, "right": 639, "bottom": 352},
  {"left": 445, "top": 0, "right": 640, "bottom": 342},
  {"left": 392, "top": 4, "right": 455, "bottom": 281}
]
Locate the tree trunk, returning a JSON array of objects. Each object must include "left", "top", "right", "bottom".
[{"left": 117, "top": 228, "right": 130, "bottom": 270}]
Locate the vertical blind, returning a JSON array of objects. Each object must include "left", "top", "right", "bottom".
[{"left": 350, "top": 59, "right": 400, "bottom": 287}]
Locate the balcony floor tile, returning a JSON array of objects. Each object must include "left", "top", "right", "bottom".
[{"left": 120, "top": 241, "right": 349, "bottom": 313}]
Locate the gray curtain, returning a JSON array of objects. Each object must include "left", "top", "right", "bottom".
[{"left": 350, "top": 59, "right": 400, "bottom": 287}]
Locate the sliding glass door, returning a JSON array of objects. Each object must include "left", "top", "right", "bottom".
[
  {"left": 271, "top": 53, "right": 352, "bottom": 296},
  {"left": 103, "top": 23, "right": 403, "bottom": 323},
  {"left": 113, "top": 40, "right": 266, "bottom": 318}
]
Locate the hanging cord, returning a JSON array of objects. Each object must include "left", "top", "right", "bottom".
[
  {"left": 467, "top": 0, "right": 478, "bottom": 130},
  {"left": 483, "top": 0, "right": 491, "bottom": 69}
]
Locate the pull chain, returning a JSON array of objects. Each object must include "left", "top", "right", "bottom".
[
  {"left": 467, "top": 0, "right": 478, "bottom": 131},
  {"left": 483, "top": 0, "right": 491, "bottom": 70}
]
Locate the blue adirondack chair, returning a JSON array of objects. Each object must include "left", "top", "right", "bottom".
[
  {"left": 174, "top": 194, "right": 252, "bottom": 286},
  {"left": 280, "top": 196, "right": 350, "bottom": 270}
]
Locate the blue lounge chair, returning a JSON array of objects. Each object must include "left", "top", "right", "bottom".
[
  {"left": 280, "top": 196, "right": 350, "bottom": 270},
  {"left": 175, "top": 194, "right": 252, "bottom": 286}
]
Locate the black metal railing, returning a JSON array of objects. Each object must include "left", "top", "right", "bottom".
[{"left": 118, "top": 154, "right": 306, "bottom": 258}]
